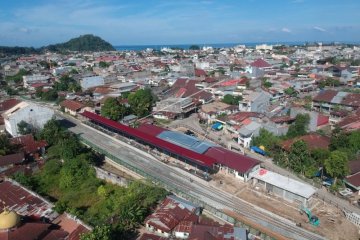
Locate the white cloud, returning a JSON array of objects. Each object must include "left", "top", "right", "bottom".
[
  {"left": 281, "top": 27, "right": 291, "bottom": 33},
  {"left": 313, "top": 26, "right": 327, "bottom": 32}
]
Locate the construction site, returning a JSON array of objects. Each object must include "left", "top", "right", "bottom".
[{"left": 211, "top": 172, "right": 360, "bottom": 240}]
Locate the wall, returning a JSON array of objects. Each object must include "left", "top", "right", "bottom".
[{"left": 5, "top": 104, "right": 54, "bottom": 137}]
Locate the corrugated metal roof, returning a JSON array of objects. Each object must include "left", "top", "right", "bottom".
[
  {"left": 157, "top": 131, "right": 215, "bottom": 154},
  {"left": 81, "top": 111, "right": 216, "bottom": 167}
]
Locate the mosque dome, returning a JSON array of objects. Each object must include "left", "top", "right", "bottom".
[{"left": 0, "top": 210, "right": 20, "bottom": 230}]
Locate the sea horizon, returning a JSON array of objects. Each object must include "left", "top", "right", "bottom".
[{"left": 114, "top": 40, "right": 360, "bottom": 51}]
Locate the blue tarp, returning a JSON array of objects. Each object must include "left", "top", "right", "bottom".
[{"left": 212, "top": 122, "right": 223, "bottom": 130}]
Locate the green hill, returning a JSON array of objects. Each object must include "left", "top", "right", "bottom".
[
  {"left": 0, "top": 34, "right": 115, "bottom": 55},
  {"left": 44, "top": 34, "right": 115, "bottom": 52}
]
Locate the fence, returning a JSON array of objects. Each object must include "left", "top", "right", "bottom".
[{"left": 79, "top": 136, "right": 275, "bottom": 240}]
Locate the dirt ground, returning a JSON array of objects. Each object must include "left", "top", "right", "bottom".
[{"left": 211, "top": 172, "right": 360, "bottom": 240}]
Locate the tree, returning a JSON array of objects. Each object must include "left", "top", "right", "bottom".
[
  {"left": 222, "top": 94, "right": 243, "bottom": 105},
  {"left": 99, "top": 61, "right": 110, "bottom": 68},
  {"left": 263, "top": 81, "right": 272, "bottom": 88},
  {"left": 0, "top": 135, "right": 13, "bottom": 156},
  {"left": 17, "top": 120, "right": 32, "bottom": 135},
  {"left": 288, "top": 140, "right": 314, "bottom": 175},
  {"left": 286, "top": 114, "right": 310, "bottom": 138},
  {"left": 128, "top": 89, "right": 155, "bottom": 117},
  {"left": 101, "top": 98, "right": 127, "bottom": 121},
  {"left": 284, "top": 87, "right": 297, "bottom": 97},
  {"left": 38, "top": 119, "right": 65, "bottom": 145},
  {"left": 80, "top": 225, "right": 112, "bottom": 240},
  {"left": 189, "top": 45, "right": 200, "bottom": 50},
  {"left": 329, "top": 127, "right": 349, "bottom": 151},
  {"left": 251, "top": 128, "right": 280, "bottom": 153},
  {"left": 324, "top": 151, "right": 349, "bottom": 184}
]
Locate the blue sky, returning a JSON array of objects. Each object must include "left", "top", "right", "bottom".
[{"left": 0, "top": 0, "right": 359, "bottom": 47}]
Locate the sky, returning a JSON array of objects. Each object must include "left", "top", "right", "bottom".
[{"left": 0, "top": 0, "right": 359, "bottom": 47}]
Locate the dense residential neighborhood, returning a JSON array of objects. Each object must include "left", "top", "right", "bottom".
[{"left": 1, "top": 39, "right": 360, "bottom": 240}]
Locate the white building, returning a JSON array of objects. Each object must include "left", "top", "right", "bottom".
[
  {"left": 251, "top": 168, "right": 316, "bottom": 206},
  {"left": 255, "top": 44, "right": 273, "bottom": 51},
  {"left": 2, "top": 102, "right": 54, "bottom": 137},
  {"left": 23, "top": 75, "right": 49, "bottom": 88},
  {"left": 80, "top": 76, "right": 105, "bottom": 90}
]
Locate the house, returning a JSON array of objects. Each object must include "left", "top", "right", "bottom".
[
  {"left": 237, "top": 121, "right": 262, "bottom": 148},
  {"left": 153, "top": 98, "right": 196, "bottom": 120},
  {"left": 145, "top": 196, "right": 200, "bottom": 238},
  {"left": 344, "top": 158, "right": 360, "bottom": 192},
  {"left": 142, "top": 195, "right": 249, "bottom": 240},
  {"left": 199, "top": 101, "right": 238, "bottom": 124},
  {"left": 337, "top": 109, "right": 360, "bottom": 132},
  {"left": 246, "top": 59, "right": 271, "bottom": 78},
  {"left": 10, "top": 134, "right": 47, "bottom": 157},
  {"left": 313, "top": 90, "right": 360, "bottom": 112},
  {"left": 0, "top": 153, "right": 25, "bottom": 171},
  {"left": 239, "top": 90, "right": 271, "bottom": 113},
  {"left": 168, "top": 78, "right": 213, "bottom": 104},
  {"left": 60, "top": 100, "right": 85, "bottom": 116},
  {"left": 23, "top": 74, "right": 49, "bottom": 88},
  {"left": 281, "top": 133, "right": 330, "bottom": 151},
  {"left": 2, "top": 102, "right": 54, "bottom": 137}
]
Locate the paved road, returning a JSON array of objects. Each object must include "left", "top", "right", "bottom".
[{"left": 56, "top": 113, "right": 324, "bottom": 240}]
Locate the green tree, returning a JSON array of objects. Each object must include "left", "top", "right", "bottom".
[
  {"left": 251, "top": 128, "right": 281, "bottom": 153},
  {"left": 189, "top": 45, "right": 200, "bottom": 50},
  {"left": 284, "top": 87, "right": 297, "bottom": 96},
  {"left": 57, "top": 135, "right": 83, "bottom": 160},
  {"left": 286, "top": 114, "right": 310, "bottom": 138},
  {"left": 324, "top": 151, "right": 349, "bottom": 184},
  {"left": 101, "top": 98, "right": 127, "bottom": 121},
  {"left": 0, "top": 135, "right": 13, "bottom": 156},
  {"left": 17, "top": 120, "right": 32, "bottom": 135},
  {"left": 38, "top": 119, "right": 65, "bottom": 145},
  {"left": 263, "top": 81, "right": 272, "bottom": 88},
  {"left": 288, "top": 140, "right": 313, "bottom": 175},
  {"left": 80, "top": 225, "right": 112, "bottom": 240},
  {"left": 128, "top": 89, "right": 155, "bottom": 117},
  {"left": 99, "top": 61, "right": 110, "bottom": 68},
  {"left": 222, "top": 94, "right": 243, "bottom": 105}
]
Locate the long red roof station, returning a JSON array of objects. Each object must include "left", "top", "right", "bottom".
[{"left": 81, "top": 111, "right": 216, "bottom": 168}]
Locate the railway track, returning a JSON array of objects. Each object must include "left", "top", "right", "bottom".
[{"left": 63, "top": 117, "right": 325, "bottom": 240}]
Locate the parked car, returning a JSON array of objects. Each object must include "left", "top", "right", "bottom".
[{"left": 339, "top": 188, "right": 353, "bottom": 197}]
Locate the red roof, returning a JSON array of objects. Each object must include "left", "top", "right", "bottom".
[
  {"left": 137, "top": 124, "right": 166, "bottom": 137},
  {"left": 281, "top": 134, "right": 330, "bottom": 151},
  {"left": 195, "top": 69, "right": 207, "bottom": 77},
  {"left": 0, "top": 99, "right": 20, "bottom": 112},
  {"left": 0, "top": 180, "right": 54, "bottom": 219},
  {"left": 341, "top": 93, "right": 360, "bottom": 108},
  {"left": 317, "top": 114, "right": 329, "bottom": 127},
  {"left": 346, "top": 172, "right": 360, "bottom": 188},
  {"left": 145, "top": 197, "right": 197, "bottom": 233},
  {"left": 0, "top": 152, "right": 25, "bottom": 167},
  {"left": 313, "top": 90, "right": 338, "bottom": 103},
  {"left": 60, "top": 100, "right": 84, "bottom": 112},
  {"left": 10, "top": 134, "right": 47, "bottom": 154},
  {"left": 81, "top": 111, "right": 260, "bottom": 173},
  {"left": 250, "top": 59, "right": 271, "bottom": 68},
  {"left": 204, "top": 147, "right": 260, "bottom": 174},
  {"left": 81, "top": 111, "right": 216, "bottom": 167}
]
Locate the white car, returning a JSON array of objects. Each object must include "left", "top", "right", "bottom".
[{"left": 339, "top": 188, "right": 353, "bottom": 197}]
